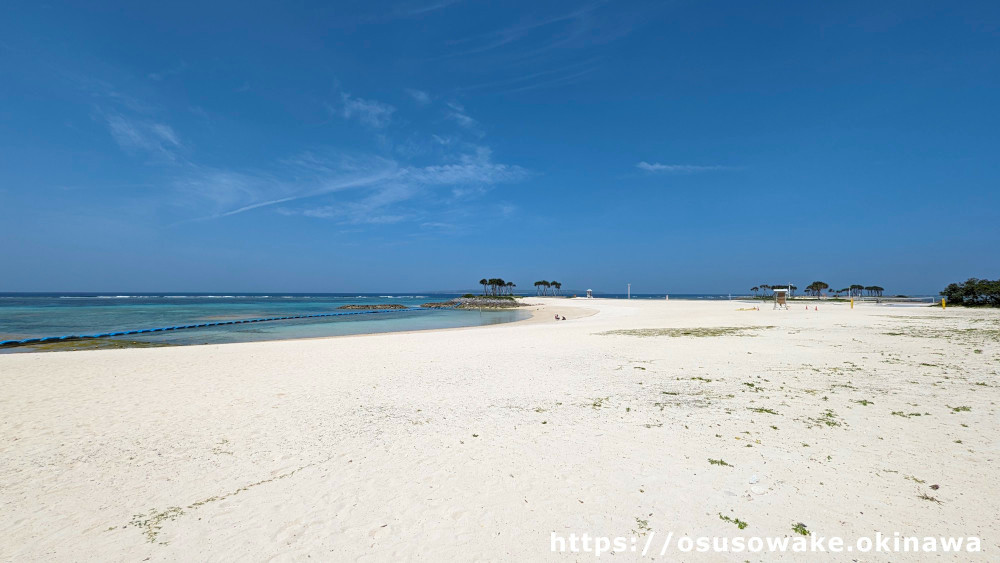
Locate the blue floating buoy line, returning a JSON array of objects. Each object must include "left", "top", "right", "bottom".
[{"left": 0, "top": 307, "right": 425, "bottom": 348}]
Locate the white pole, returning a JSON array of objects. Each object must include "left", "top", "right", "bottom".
[{"left": 627, "top": 283, "right": 631, "bottom": 300}]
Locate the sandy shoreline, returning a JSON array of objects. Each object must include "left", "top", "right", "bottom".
[{"left": 1, "top": 298, "right": 997, "bottom": 561}]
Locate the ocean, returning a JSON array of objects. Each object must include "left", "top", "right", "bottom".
[
  {"left": 0, "top": 293, "right": 530, "bottom": 352},
  {"left": 0, "top": 292, "right": 754, "bottom": 352}
]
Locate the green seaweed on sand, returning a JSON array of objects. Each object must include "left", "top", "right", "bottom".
[{"left": 719, "top": 513, "right": 748, "bottom": 529}]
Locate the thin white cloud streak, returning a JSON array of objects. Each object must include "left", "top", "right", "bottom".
[
  {"left": 444, "top": 102, "right": 479, "bottom": 131},
  {"left": 400, "top": 0, "right": 463, "bottom": 15},
  {"left": 186, "top": 147, "right": 527, "bottom": 222},
  {"left": 500, "top": 66, "right": 600, "bottom": 94},
  {"left": 636, "top": 162, "right": 729, "bottom": 173},
  {"left": 105, "top": 114, "right": 181, "bottom": 160},
  {"left": 214, "top": 171, "right": 399, "bottom": 218},
  {"left": 445, "top": 2, "right": 603, "bottom": 58}
]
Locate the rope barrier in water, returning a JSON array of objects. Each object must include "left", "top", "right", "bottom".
[{"left": 0, "top": 307, "right": 426, "bottom": 348}]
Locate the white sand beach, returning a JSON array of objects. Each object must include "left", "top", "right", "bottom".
[{"left": 1, "top": 298, "right": 998, "bottom": 561}]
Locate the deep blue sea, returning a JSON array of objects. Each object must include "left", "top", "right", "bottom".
[{"left": 0, "top": 292, "right": 747, "bottom": 352}]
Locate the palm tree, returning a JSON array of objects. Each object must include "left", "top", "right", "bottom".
[
  {"left": 506, "top": 281, "right": 515, "bottom": 295},
  {"left": 479, "top": 278, "right": 488, "bottom": 296},
  {"left": 551, "top": 281, "right": 561, "bottom": 295},
  {"left": 542, "top": 281, "right": 551, "bottom": 296},
  {"left": 751, "top": 286, "right": 759, "bottom": 297},
  {"left": 534, "top": 281, "right": 543, "bottom": 295}
]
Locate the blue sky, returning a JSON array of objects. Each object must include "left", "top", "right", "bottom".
[{"left": 1, "top": 1, "right": 998, "bottom": 294}]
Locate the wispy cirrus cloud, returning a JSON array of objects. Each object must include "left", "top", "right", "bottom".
[
  {"left": 405, "top": 146, "right": 525, "bottom": 186},
  {"left": 446, "top": 3, "right": 602, "bottom": 58},
  {"left": 202, "top": 92, "right": 525, "bottom": 225},
  {"left": 439, "top": 2, "right": 648, "bottom": 94},
  {"left": 182, "top": 144, "right": 527, "bottom": 224},
  {"left": 397, "top": 0, "right": 464, "bottom": 16},
  {"left": 83, "top": 72, "right": 527, "bottom": 231},
  {"left": 445, "top": 102, "right": 479, "bottom": 131},
  {"left": 636, "top": 162, "right": 729, "bottom": 174},
  {"left": 105, "top": 114, "right": 182, "bottom": 160},
  {"left": 405, "top": 88, "right": 432, "bottom": 105},
  {"left": 337, "top": 92, "right": 396, "bottom": 128}
]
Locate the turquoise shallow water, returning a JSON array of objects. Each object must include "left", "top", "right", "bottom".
[{"left": 0, "top": 294, "right": 530, "bottom": 350}]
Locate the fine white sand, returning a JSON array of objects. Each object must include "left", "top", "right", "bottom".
[{"left": 1, "top": 299, "right": 998, "bottom": 561}]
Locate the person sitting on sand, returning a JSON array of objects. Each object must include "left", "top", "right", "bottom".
[
  {"left": 560, "top": 315, "right": 566, "bottom": 320},
  {"left": 554, "top": 314, "right": 560, "bottom": 320}
]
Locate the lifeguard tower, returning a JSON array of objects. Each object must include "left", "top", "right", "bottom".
[
  {"left": 773, "top": 288, "right": 789, "bottom": 310},
  {"left": 586, "top": 289, "right": 593, "bottom": 299}
]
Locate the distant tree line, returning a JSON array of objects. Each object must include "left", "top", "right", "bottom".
[
  {"left": 751, "top": 284, "right": 798, "bottom": 297},
  {"left": 475, "top": 278, "right": 564, "bottom": 296},
  {"left": 940, "top": 278, "right": 1000, "bottom": 307},
  {"left": 751, "top": 282, "right": 884, "bottom": 298}
]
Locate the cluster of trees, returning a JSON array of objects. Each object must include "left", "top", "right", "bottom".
[
  {"left": 478, "top": 278, "right": 516, "bottom": 296},
  {"left": 750, "top": 284, "right": 798, "bottom": 297},
  {"left": 475, "top": 278, "right": 565, "bottom": 296},
  {"left": 534, "top": 280, "right": 562, "bottom": 295},
  {"left": 940, "top": 278, "right": 1000, "bottom": 307},
  {"left": 751, "top": 282, "right": 885, "bottom": 298},
  {"left": 805, "top": 281, "right": 829, "bottom": 296},
  {"left": 831, "top": 285, "right": 884, "bottom": 297}
]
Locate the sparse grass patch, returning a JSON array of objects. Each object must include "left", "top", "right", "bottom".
[
  {"left": 918, "top": 492, "right": 942, "bottom": 504},
  {"left": 708, "top": 458, "right": 733, "bottom": 467},
  {"left": 129, "top": 507, "right": 185, "bottom": 544},
  {"left": 749, "top": 407, "right": 779, "bottom": 415},
  {"left": 596, "top": 326, "right": 774, "bottom": 338},
  {"left": 211, "top": 439, "right": 233, "bottom": 456},
  {"left": 590, "top": 397, "right": 609, "bottom": 409},
  {"left": 948, "top": 405, "right": 971, "bottom": 413},
  {"left": 633, "top": 517, "right": 651, "bottom": 536},
  {"left": 852, "top": 399, "right": 873, "bottom": 406},
  {"left": 808, "top": 409, "right": 842, "bottom": 427},
  {"left": 792, "top": 523, "right": 810, "bottom": 536}
]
